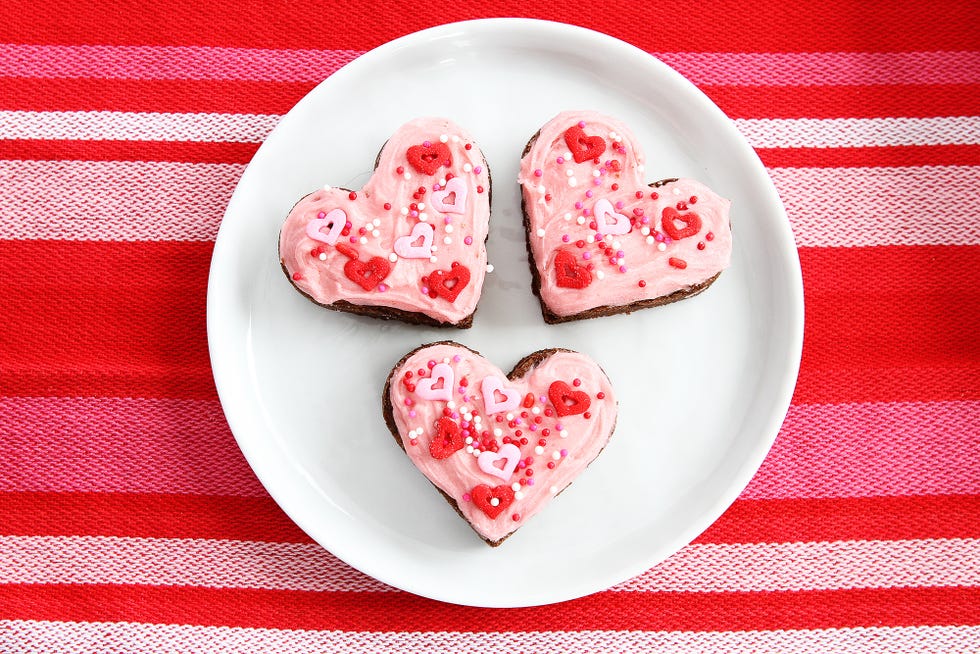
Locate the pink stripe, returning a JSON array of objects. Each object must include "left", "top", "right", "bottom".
[
  {"left": 0, "top": 397, "right": 265, "bottom": 496},
  {"left": 3, "top": 45, "right": 979, "bottom": 86},
  {"left": 742, "top": 401, "right": 980, "bottom": 500},
  {"left": 0, "top": 44, "right": 360, "bottom": 82},
  {"left": 656, "top": 51, "right": 980, "bottom": 86}
]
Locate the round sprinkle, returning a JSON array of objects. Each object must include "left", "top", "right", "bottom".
[
  {"left": 464, "top": 236, "right": 473, "bottom": 245},
  {"left": 388, "top": 253, "right": 398, "bottom": 262},
  {"left": 439, "top": 134, "right": 448, "bottom": 143},
  {"left": 490, "top": 498, "right": 500, "bottom": 507},
  {"left": 486, "top": 264, "right": 494, "bottom": 273},
  {"left": 537, "top": 228, "right": 546, "bottom": 237}
]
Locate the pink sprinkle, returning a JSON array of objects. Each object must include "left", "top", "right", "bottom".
[
  {"left": 473, "top": 166, "right": 482, "bottom": 174},
  {"left": 526, "top": 478, "right": 535, "bottom": 486},
  {"left": 539, "top": 396, "right": 547, "bottom": 404},
  {"left": 427, "top": 360, "right": 436, "bottom": 368},
  {"left": 409, "top": 410, "right": 416, "bottom": 418},
  {"left": 574, "top": 201, "right": 583, "bottom": 210},
  {"left": 555, "top": 423, "right": 563, "bottom": 431},
  {"left": 461, "top": 426, "right": 470, "bottom": 434},
  {"left": 534, "top": 169, "right": 543, "bottom": 177},
  {"left": 560, "top": 449, "right": 568, "bottom": 457},
  {"left": 616, "top": 250, "right": 625, "bottom": 258},
  {"left": 556, "top": 156, "right": 565, "bottom": 164},
  {"left": 654, "top": 233, "right": 664, "bottom": 242},
  {"left": 458, "top": 386, "right": 466, "bottom": 394},
  {"left": 432, "top": 184, "right": 440, "bottom": 191},
  {"left": 577, "top": 120, "right": 586, "bottom": 128},
  {"left": 462, "top": 493, "right": 471, "bottom": 502},
  {"left": 641, "top": 216, "right": 649, "bottom": 224},
  {"left": 619, "top": 265, "right": 628, "bottom": 273},
  {"left": 453, "top": 354, "right": 461, "bottom": 362},
  {"left": 423, "top": 140, "right": 431, "bottom": 147},
  {"left": 529, "top": 424, "right": 537, "bottom": 431},
  {"left": 562, "top": 234, "right": 570, "bottom": 243},
  {"left": 615, "top": 201, "right": 624, "bottom": 209},
  {"left": 410, "top": 210, "right": 419, "bottom": 218},
  {"left": 349, "top": 236, "right": 358, "bottom": 243},
  {"left": 585, "top": 190, "right": 593, "bottom": 198},
  {"left": 451, "top": 412, "right": 459, "bottom": 419},
  {"left": 317, "top": 211, "right": 326, "bottom": 218},
  {"left": 582, "top": 252, "right": 591, "bottom": 260},
  {"left": 464, "top": 236, "right": 473, "bottom": 245},
  {"left": 444, "top": 216, "right": 452, "bottom": 224},
  {"left": 583, "top": 208, "right": 591, "bottom": 217},
  {"left": 377, "top": 284, "right": 388, "bottom": 292},
  {"left": 518, "top": 461, "right": 527, "bottom": 469},
  {"left": 403, "top": 398, "right": 412, "bottom": 406}
]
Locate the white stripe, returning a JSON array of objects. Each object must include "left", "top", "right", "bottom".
[
  {"left": 770, "top": 165, "right": 980, "bottom": 247},
  {"left": 2, "top": 535, "right": 976, "bottom": 593},
  {"left": 735, "top": 116, "right": 980, "bottom": 148},
  {"left": 0, "top": 110, "right": 278, "bottom": 142},
  {"left": 2, "top": 112, "right": 978, "bottom": 149},
  {"left": 1, "top": 622, "right": 978, "bottom": 654},
  {"left": 0, "top": 161, "right": 244, "bottom": 241}
]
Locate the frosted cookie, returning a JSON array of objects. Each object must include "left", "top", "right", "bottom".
[
  {"left": 279, "top": 117, "right": 491, "bottom": 328},
  {"left": 519, "top": 110, "right": 732, "bottom": 323},
  {"left": 383, "top": 341, "right": 617, "bottom": 546}
]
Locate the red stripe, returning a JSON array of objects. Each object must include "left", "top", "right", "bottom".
[
  {"left": 706, "top": 84, "right": 980, "bottom": 120},
  {"left": 0, "top": 139, "right": 259, "bottom": 164},
  {"left": 2, "top": 492, "right": 976, "bottom": 545},
  {"left": 0, "top": 77, "right": 314, "bottom": 114},
  {"left": 0, "top": 492, "right": 310, "bottom": 543},
  {"left": 757, "top": 145, "right": 980, "bottom": 169},
  {"left": 2, "top": 242, "right": 977, "bottom": 401},
  {"left": 2, "top": 0, "right": 978, "bottom": 52},
  {"left": 795, "top": 245, "right": 980, "bottom": 404},
  {"left": 0, "top": 240, "right": 215, "bottom": 399},
  {"left": 0, "top": 584, "right": 975, "bottom": 631}
]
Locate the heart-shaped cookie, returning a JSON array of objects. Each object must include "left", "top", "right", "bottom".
[
  {"left": 519, "top": 110, "right": 733, "bottom": 323},
  {"left": 383, "top": 341, "right": 617, "bottom": 546},
  {"left": 279, "top": 117, "right": 491, "bottom": 328}
]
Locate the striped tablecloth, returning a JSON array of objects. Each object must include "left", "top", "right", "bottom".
[{"left": 2, "top": 1, "right": 978, "bottom": 651}]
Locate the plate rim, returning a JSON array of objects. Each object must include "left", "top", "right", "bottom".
[{"left": 207, "top": 17, "right": 804, "bottom": 607}]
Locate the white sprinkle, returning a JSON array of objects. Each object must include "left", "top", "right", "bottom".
[
  {"left": 534, "top": 446, "right": 545, "bottom": 455},
  {"left": 576, "top": 216, "right": 585, "bottom": 225},
  {"left": 531, "top": 406, "right": 540, "bottom": 415},
  {"left": 604, "top": 234, "right": 613, "bottom": 242},
  {"left": 463, "top": 412, "right": 473, "bottom": 422},
  {"left": 403, "top": 172, "right": 411, "bottom": 180},
  {"left": 372, "top": 218, "right": 381, "bottom": 227},
  {"left": 318, "top": 252, "right": 327, "bottom": 261},
  {"left": 564, "top": 212, "right": 572, "bottom": 221},
  {"left": 463, "top": 163, "right": 473, "bottom": 172},
  {"left": 490, "top": 498, "right": 500, "bottom": 507},
  {"left": 505, "top": 413, "right": 514, "bottom": 421},
  {"left": 443, "top": 236, "right": 452, "bottom": 245},
  {"left": 473, "top": 415, "right": 482, "bottom": 424},
  {"left": 465, "top": 436, "right": 474, "bottom": 445},
  {"left": 637, "top": 164, "right": 645, "bottom": 173},
  {"left": 657, "top": 242, "right": 667, "bottom": 251},
  {"left": 388, "top": 253, "right": 398, "bottom": 262},
  {"left": 486, "top": 264, "right": 494, "bottom": 273},
  {"left": 512, "top": 483, "right": 522, "bottom": 492},
  {"left": 400, "top": 207, "right": 409, "bottom": 216},
  {"left": 429, "top": 256, "right": 438, "bottom": 263},
  {"left": 537, "top": 184, "right": 546, "bottom": 193},
  {"left": 559, "top": 429, "right": 569, "bottom": 438},
  {"left": 612, "top": 240, "right": 621, "bottom": 250},
  {"left": 596, "top": 270, "right": 605, "bottom": 280},
  {"left": 493, "top": 428, "right": 503, "bottom": 437},
  {"left": 358, "top": 236, "right": 367, "bottom": 244},
  {"left": 514, "top": 491, "right": 524, "bottom": 501},
  {"left": 447, "top": 400, "right": 456, "bottom": 409},
  {"left": 550, "top": 485, "right": 558, "bottom": 494},
  {"left": 452, "top": 135, "right": 460, "bottom": 143},
  {"left": 616, "top": 257, "right": 624, "bottom": 265},
  {"left": 592, "top": 169, "right": 601, "bottom": 178},
  {"left": 536, "top": 228, "right": 546, "bottom": 237},
  {"left": 565, "top": 169, "right": 574, "bottom": 177},
  {"left": 419, "top": 212, "right": 428, "bottom": 222},
  {"left": 563, "top": 151, "right": 572, "bottom": 160},
  {"left": 445, "top": 224, "right": 454, "bottom": 233},
  {"left": 673, "top": 187, "right": 681, "bottom": 195},
  {"left": 322, "top": 184, "right": 332, "bottom": 191},
  {"left": 439, "top": 134, "right": 448, "bottom": 143},
  {"left": 438, "top": 178, "right": 447, "bottom": 187},
  {"left": 466, "top": 445, "right": 474, "bottom": 453},
  {"left": 640, "top": 226, "right": 651, "bottom": 236},
  {"left": 418, "top": 203, "right": 425, "bottom": 211},
  {"left": 646, "top": 235, "right": 655, "bottom": 245},
  {"left": 552, "top": 451, "right": 561, "bottom": 460},
  {"left": 371, "top": 229, "right": 380, "bottom": 238},
  {"left": 609, "top": 131, "right": 618, "bottom": 140},
  {"left": 586, "top": 234, "right": 595, "bottom": 243},
  {"left": 473, "top": 449, "right": 481, "bottom": 456}
]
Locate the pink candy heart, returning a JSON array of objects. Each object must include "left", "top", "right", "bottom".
[{"left": 393, "top": 221, "right": 435, "bottom": 259}]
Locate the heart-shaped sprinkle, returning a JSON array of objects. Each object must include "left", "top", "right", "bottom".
[
  {"left": 661, "top": 206, "right": 703, "bottom": 241},
  {"left": 306, "top": 208, "right": 346, "bottom": 245},
  {"left": 430, "top": 176, "right": 468, "bottom": 214},
  {"left": 407, "top": 141, "right": 452, "bottom": 176},
  {"left": 548, "top": 380, "right": 591, "bottom": 417},
  {"left": 429, "top": 416, "right": 465, "bottom": 459},
  {"left": 470, "top": 484, "right": 515, "bottom": 519},
  {"left": 279, "top": 118, "right": 491, "bottom": 327},
  {"left": 426, "top": 263, "right": 470, "bottom": 302},
  {"left": 563, "top": 125, "right": 606, "bottom": 163},
  {"left": 477, "top": 443, "right": 522, "bottom": 480},
  {"left": 415, "top": 362, "right": 454, "bottom": 401},
  {"left": 593, "top": 198, "right": 631, "bottom": 236},
  {"left": 520, "top": 111, "right": 732, "bottom": 322},
  {"left": 385, "top": 342, "right": 617, "bottom": 545},
  {"left": 394, "top": 222, "right": 435, "bottom": 259},
  {"left": 343, "top": 255, "right": 390, "bottom": 291},
  {"left": 553, "top": 249, "right": 592, "bottom": 289},
  {"left": 481, "top": 376, "right": 521, "bottom": 415}
]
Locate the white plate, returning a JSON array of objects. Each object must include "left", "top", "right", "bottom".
[{"left": 207, "top": 18, "right": 803, "bottom": 607}]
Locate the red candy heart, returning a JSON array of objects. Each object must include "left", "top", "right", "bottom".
[
  {"left": 427, "top": 263, "right": 471, "bottom": 302},
  {"left": 406, "top": 142, "right": 452, "bottom": 176},
  {"left": 429, "top": 416, "right": 465, "bottom": 460},
  {"left": 470, "top": 484, "right": 515, "bottom": 519},
  {"left": 553, "top": 249, "right": 592, "bottom": 289},
  {"left": 563, "top": 125, "right": 607, "bottom": 163},
  {"left": 548, "top": 380, "right": 591, "bottom": 417},
  {"left": 661, "top": 206, "right": 703, "bottom": 241},
  {"left": 344, "top": 255, "right": 391, "bottom": 291}
]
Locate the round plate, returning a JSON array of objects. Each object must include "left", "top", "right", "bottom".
[{"left": 207, "top": 18, "right": 803, "bottom": 607}]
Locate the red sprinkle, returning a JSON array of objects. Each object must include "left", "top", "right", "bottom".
[
  {"left": 611, "top": 183, "right": 619, "bottom": 191},
  {"left": 697, "top": 241, "right": 706, "bottom": 250},
  {"left": 706, "top": 231, "right": 715, "bottom": 241},
  {"left": 638, "top": 280, "right": 646, "bottom": 287},
  {"left": 383, "top": 202, "right": 392, "bottom": 210},
  {"left": 395, "top": 166, "right": 404, "bottom": 174},
  {"left": 291, "top": 272, "right": 302, "bottom": 281},
  {"left": 476, "top": 185, "right": 485, "bottom": 193},
  {"left": 651, "top": 192, "right": 659, "bottom": 199},
  {"left": 597, "top": 391, "right": 605, "bottom": 399},
  {"left": 522, "top": 393, "right": 535, "bottom": 408},
  {"left": 464, "top": 143, "right": 472, "bottom": 150},
  {"left": 572, "top": 378, "right": 581, "bottom": 387},
  {"left": 669, "top": 257, "right": 688, "bottom": 269},
  {"left": 689, "top": 195, "right": 698, "bottom": 204},
  {"left": 512, "top": 513, "right": 521, "bottom": 521},
  {"left": 583, "top": 411, "right": 592, "bottom": 419},
  {"left": 348, "top": 191, "right": 357, "bottom": 201}
]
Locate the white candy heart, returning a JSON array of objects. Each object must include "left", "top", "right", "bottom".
[
  {"left": 477, "top": 443, "right": 522, "bottom": 481},
  {"left": 305, "top": 208, "right": 347, "bottom": 245},
  {"left": 593, "top": 198, "right": 631, "bottom": 236},
  {"left": 430, "top": 176, "right": 468, "bottom": 214},
  {"left": 393, "top": 222, "right": 435, "bottom": 259},
  {"left": 481, "top": 375, "right": 521, "bottom": 415},
  {"left": 415, "top": 362, "right": 454, "bottom": 401}
]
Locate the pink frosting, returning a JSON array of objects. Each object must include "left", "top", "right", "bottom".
[
  {"left": 519, "top": 110, "right": 732, "bottom": 318},
  {"left": 388, "top": 343, "right": 617, "bottom": 544},
  {"left": 279, "top": 117, "right": 490, "bottom": 325}
]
